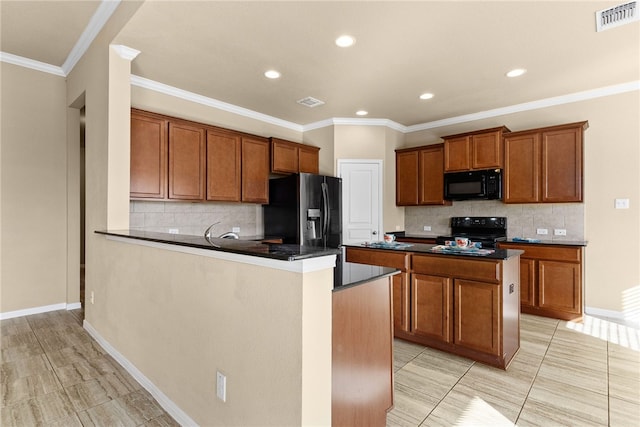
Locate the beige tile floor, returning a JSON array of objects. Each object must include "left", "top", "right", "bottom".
[
  {"left": 388, "top": 314, "right": 640, "bottom": 427},
  {"left": 2, "top": 310, "right": 639, "bottom": 426}
]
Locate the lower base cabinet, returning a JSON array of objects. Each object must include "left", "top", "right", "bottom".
[
  {"left": 412, "top": 274, "right": 453, "bottom": 343},
  {"left": 498, "top": 242, "right": 583, "bottom": 320},
  {"left": 346, "top": 246, "right": 520, "bottom": 369},
  {"left": 454, "top": 279, "right": 501, "bottom": 356}
]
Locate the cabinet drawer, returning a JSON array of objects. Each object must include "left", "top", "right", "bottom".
[
  {"left": 499, "top": 243, "right": 581, "bottom": 263},
  {"left": 412, "top": 255, "right": 500, "bottom": 283},
  {"left": 345, "top": 248, "right": 410, "bottom": 270}
]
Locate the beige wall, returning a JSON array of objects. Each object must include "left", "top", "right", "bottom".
[
  {"left": 88, "top": 238, "right": 332, "bottom": 425},
  {"left": 0, "top": 63, "right": 70, "bottom": 313}
]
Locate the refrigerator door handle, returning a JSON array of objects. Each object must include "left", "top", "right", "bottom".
[{"left": 321, "top": 182, "right": 330, "bottom": 240}]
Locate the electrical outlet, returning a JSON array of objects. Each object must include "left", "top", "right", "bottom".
[
  {"left": 168, "top": 228, "right": 179, "bottom": 234},
  {"left": 90, "top": 291, "right": 95, "bottom": 305},
  {"left": 232, "top": 227, "right": 240, "bottom": 233},
  {"left": 554, "top": 229, "right": 567, "bottom": 236},
  {"left": 423, "top": 225, "right": 432, "bottom": 231},
  {"left": 216, "top": 371, "right": 226, "bottom": 402},
  {"left": 536, "top": 228, "right": 548, "bottom": 235},
  {"left": 615, "top": 198, "right": 630, "bottom": 209}
]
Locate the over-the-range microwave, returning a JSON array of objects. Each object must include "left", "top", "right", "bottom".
[{"left": 444, "top": 169, "right": 502, "bottom": 201}]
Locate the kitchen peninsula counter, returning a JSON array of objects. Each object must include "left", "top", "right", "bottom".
[
  {"left": 96, "top": 229, "right": 340, "bottom": 261},
  {"left": 92, "top": 230, "right": 396, "bottom": 425}
]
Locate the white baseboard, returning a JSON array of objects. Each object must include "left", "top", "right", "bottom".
[
  {"left": 585, "top": 306, "right": 640, "bottom": 328},
  {"left": 83, "top": 320, "right": 198, "bottom": 427},
  {"left": 0, "top": 302, "right": 81, "bottom": 320}
]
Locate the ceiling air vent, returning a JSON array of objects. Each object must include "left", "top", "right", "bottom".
[
  {"left": 297, "top": 96, "right": 325, "bottom": 108},
  {"left": 596, "top": 1, "right": 638, "bottom": 32}
]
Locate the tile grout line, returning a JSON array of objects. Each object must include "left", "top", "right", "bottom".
[{"left": 513, "top": 319, "right": 559, "bottom": 426}]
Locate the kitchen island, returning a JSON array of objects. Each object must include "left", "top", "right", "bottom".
[
  {"left": 344, "top": 242, "right": 523, "bottom": 369},
  {"left": 91, "top": 230, "right": 396, "bottom": 426}
]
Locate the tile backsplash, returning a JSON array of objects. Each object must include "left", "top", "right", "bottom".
[
  {"left": 404, "top": 200, "right": 585, "bottom": 241},
  {"left": 130, "top": 201, "right": 263, "bottom": 237}
]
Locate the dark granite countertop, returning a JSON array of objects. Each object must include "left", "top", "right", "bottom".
[
  {"left": 343, "top": 242, "right": 523, "bottom": 260},
  {"left": 501, "top": 239, "right": 588, "bottom": 247},
  {"left": 334, "top": 259, "right": 399, "bottom": 292},
  {"left": 95, "top": 230, "right": 341, "bottom": 261}
]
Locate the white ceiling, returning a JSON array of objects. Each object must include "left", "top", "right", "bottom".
[{"left": 2, "top": 0, "right": 638, "bottom": 129}]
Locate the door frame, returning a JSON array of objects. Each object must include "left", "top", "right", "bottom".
[{"left": 337, "top": 159, "right": 384, "bottom": 243}]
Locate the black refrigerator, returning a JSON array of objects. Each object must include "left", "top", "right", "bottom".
[{"left": 263, "top": 173, "right": 342, "bottom": 248}]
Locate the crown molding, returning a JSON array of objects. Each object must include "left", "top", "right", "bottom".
[
  {"left": 130, "top": 75, "right": 304, "bottom": 132},
  {"left": 406, "top": 80, "right": 640, "bottom": 133},
  {"left": 61, "top": 0, "right": 121, "bottom": 75},
  {"left": 0, "top": 51, "right": 65, "bottom": 76},
  {"left": 111, "top": 44, "right": 140, "bottom": 61}
]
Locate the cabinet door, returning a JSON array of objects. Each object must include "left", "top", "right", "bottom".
[
  {"left": 206, "top": 129, "right": 241, "bottom": 202},
  {"left": 454, "top": 279, "right": 501, "bottom": 356},
  {"left": 520, "top": 258, "right": 536, "bottom": 308},
  {"left": 419, "top": 145, "right": 447, "bottom": 205},
  {"left": 472, "top": 131, "right": 503, "bottom": 169},
  {"left": 393, "top": 272, "right": 411, "bottom": 333},
  {"left": 396, "top": 149, "right": 418, "bottom": 205},
  {"left": 271, "top": 139, "right": 298, "bottom": 174},
  {"left": 241, "top": 136, "right": 270, "bottom": 203},
  {"left": 168, "top": 122, "right": 205, "bottom": 200},
  {"left": 538, "top": 260, "right": 581, "bottom": 314},
  {"left": 444, "top": 136, "right": 471, "bottom": 172},
  {"left": 130, "top": 112, "right": 167, "bottom": 199},
  {"left": 412, "top": 274, "right": 453, "bottom": 343},
  {"left": 298, "top": 145, "right": 319, "bottom": 174},
  {"left": 504, "top": 132, "right": 540, "bottom": 203},
  {"left": 542, "top": 126, "right": 583, "bottom": 202}
]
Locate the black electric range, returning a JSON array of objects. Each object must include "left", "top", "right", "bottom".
[{"left": 436, "top": 217, "right": 507, "bottom": 249}]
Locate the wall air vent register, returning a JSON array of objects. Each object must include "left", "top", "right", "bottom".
[{"left": 596, "top": 1, "right": 638, "bottom": 32}]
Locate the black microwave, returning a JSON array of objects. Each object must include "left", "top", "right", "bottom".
[{"left": 444, "top": 169, "right": 502, "bottom": 201}]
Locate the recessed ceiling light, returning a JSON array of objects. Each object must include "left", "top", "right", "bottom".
[
  {"left": 335, "top": 35, "right": 356, "bottom": 48},
  {"left": 356, "top": 110, "right": 368, "bottom": 116},
  {"left": 264, "top": 70, "right": 281, "bottom": 79},
  {"left": 419, "top": 93, "right": 434, "bottom": 100},
  {"left": 506, "top": 68, "right": 527, "bottom": 78}
]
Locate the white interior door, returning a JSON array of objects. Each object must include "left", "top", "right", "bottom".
[{"left": 338, "top": 160, "right": 383, "bottom": 245}]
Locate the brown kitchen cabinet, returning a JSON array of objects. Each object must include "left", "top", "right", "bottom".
[
  {"left": 345, "top": 247, "right": 411, "bottom": 334},
  {"left": 270, "top": 137, "right": 320, "bottom": 174},
  {"left": 504, "top": 121, "right": 587, "bottom": 203},
  {"left": 396, "top": 143, "right": 449, "bottom": 206},
  {"left": 130, "top": 110, "right": 168, "bottom": 199},
  {"left": 345, "top": 246, "right": 520, "bottom": 369},
  {"left": 443, "top": 126, "right": 509, "bottom": 172},
  {"left": 498, "top": 242, "right": 583, "bottom": 320},
  {"left": 412, "top": 274, "right": 453, "bottom": 343},
  {"left": 241, "top": 136, "right": 270, "bottom": 203},
  {"left": 168, "top": 121, "right": 206, "bottom": 201},
  {"left": 206, "top": 128, "right": 241, "bottom": 202}
]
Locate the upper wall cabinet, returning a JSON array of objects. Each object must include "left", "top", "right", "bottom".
[
  {"left": 241, "top": 136, "right": 270, "bottom": 203},
  {"left": 443, "top": 126, "right": 510, "bottom": 172},
  {"left": 130, "top": 109, "right": 270, "bottom": 204},
  {"left": 270, "top": 138, "right": 320, "bottom": 174},
  {"left": 130, "top": 110, "right": 168, "bottom": 199},
  {"left": 504, "top": 121, "right": 587, "bottom": 203},
  {"left": 206, "top": 128, "right": 242, "bottom": 202},
  {"left": 168, "top": 121, "right": 206, "bottom": 201},
  {"left": 396, "top": 144, "right": 450, "bottom": 206}
]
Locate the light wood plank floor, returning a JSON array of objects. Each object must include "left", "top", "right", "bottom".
[{"left": 2, "top": 310, "right": 638, "bottom": 426}]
